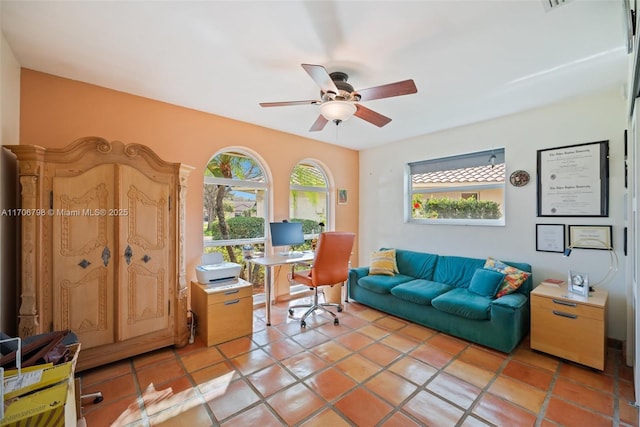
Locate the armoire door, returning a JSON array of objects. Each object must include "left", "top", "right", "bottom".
[
  {"left": 117, "top": 164, "right": 172, "bottom": 341},
  {"left": 52, "top": 163, "right": 172, "bottom": 348},
  {"left": 52, "top": 163, "right": 116, "bottom": 349}
]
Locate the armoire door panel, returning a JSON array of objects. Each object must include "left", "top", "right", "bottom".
[
  {"left": 118, "top": 165, "right": 171, "bottom": 341},
  {"left": 119, "top": 264, "right": 168, "bottom": 340},
  {"left": 58, "top": 268, "right": 113, "bottom": 348},
  {"left": 52, "top": 164, "right": 116, "bottom": 349}
]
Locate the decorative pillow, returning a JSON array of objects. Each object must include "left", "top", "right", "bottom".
[
  {"left": 484, "top": 257, "right": 531, "bottom": 298},
  {"left": 369, "top": 249, "right": 399, "bottom": 276},
  {"left": 468, "top": 268, "right": 506, "bottom": 298}
]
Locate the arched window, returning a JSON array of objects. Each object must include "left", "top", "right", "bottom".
[
  {"left": 289, "top": 161, "right": 330, "bottom": 235},
  {"left": 203, "top": 150, "right": 268, "bottom": 294}
]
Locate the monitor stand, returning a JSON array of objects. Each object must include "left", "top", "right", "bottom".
[{"left": 277, "top": 246, "right": 303, "bottom": 257}]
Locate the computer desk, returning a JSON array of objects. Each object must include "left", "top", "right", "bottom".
[{"left": 247, "top": 251, "right": 314, "bottom": 326}]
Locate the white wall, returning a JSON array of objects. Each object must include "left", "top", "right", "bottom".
[
  {"left": 359, "top": 89, "right": 627, "bottom": 340},
  {"left": 1, "top": 18, "right": 22, "bottom": 334}
]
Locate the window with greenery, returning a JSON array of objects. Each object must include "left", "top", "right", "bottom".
[
  {"left": 289, "top": 162, "right": 329, "bottom": 235},
  {"left": 204, "top": 151, "right": 268, "bottom": 294},
  {"left": 408, "top": 148, "right": 505, "bottom": 225}
]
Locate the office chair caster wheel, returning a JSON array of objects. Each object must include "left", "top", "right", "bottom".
[
  {"left": 301, "top": 320, "right": 306, "bottom": 328},
  {"left": 334, "top": 318, "right": 339, "bottom": 326},
  {"left": 288, "top": 309, "right": 294, "bottom": 316},
  {"left": 94, "top": 396, "right": 104, "bottom": 404},
  {"left": 337, "top": 306, "right": 343, "bottom": 312}
]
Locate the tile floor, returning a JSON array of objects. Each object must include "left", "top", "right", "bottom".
[{"left": 78, "top": 299, "right": 639, "bottom": 427}]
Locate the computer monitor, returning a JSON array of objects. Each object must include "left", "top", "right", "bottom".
[{"left": 269, "top": 221, "right": 305, "bottom": 255}]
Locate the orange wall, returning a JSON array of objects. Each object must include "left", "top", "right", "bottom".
[{"left": 18, "top": 69, "right": 359, "bottom": 284}]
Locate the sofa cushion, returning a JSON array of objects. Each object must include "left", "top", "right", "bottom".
[
  {"left": 433, "top": 256, "right": 485, "bottom": 288},
  {"left": 484, "top": 257, "right": 531, "bottom": 298},
  {"left": 468, "top": 269, "right": 505, "bottom": 298},
  {"left": 431, "top": 288, "right": 492, "bottom": 320},
  {"left": 390, "top": 279, "right": 454, "bottom": 305},
  {"left": 394, "top": 249, "right": 438, "bottom": 280},
  {"left": 369, "top": 249, "right": 399, "bottom": 276},
  {"left": 358, "top": 274, "right": 412, "bottom": 294}
]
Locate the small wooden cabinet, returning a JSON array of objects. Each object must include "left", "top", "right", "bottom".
[
  {"left": 530, "top": 284, "right": 608, "bottom": 370},
  {"left": 190, "top": 279, "right": 253, "bottom": 346}
]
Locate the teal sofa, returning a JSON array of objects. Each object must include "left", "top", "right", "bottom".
[{"left": 347, "top": 249, "right": 533, "bottom": 353}]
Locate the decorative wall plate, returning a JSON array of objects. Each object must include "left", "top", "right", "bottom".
[{"left": 509, "top": 170, "right": 530, "bottom": 187}]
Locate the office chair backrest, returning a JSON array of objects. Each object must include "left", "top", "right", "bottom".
[{"left": 311, "top": 232, "right": 356, "bottom": 286}]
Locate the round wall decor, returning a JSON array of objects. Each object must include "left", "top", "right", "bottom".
[{"left": 509, "top": 170, "right": 530, "bottom": 187}]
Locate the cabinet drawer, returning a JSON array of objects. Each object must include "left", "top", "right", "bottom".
[
  {"left": 531, "top": 305, "right": 605, "bottom": 370},
  {"left": 206, "top": 284, "right": 253, "bottom": 304},
  {"left": 531, "top": 294, "right": 604, "bottom": 321},
  {"left": 206, "top": 297, "right": 253, "bottom": 345}
]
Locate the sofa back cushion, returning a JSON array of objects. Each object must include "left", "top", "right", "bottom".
[
  {"left": 433, "top": 256, "right": 485, "bottom": 288},
  {"left": 393, "top": 249, "right": 438, "bottom": 280}
]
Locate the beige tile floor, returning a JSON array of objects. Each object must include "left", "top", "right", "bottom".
[{"left": 78, "top": 298, "right": 638, "bottom": 426}]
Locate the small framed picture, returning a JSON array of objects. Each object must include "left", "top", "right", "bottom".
[
  {"left": 568, "top": 225, "right": 612, "bottom": 250},
  {"left": 536, "top": 224, "right": 565, "bottom": 253},
  {"left": 338, "top": 189, "right": 348, "bottom": 205}
]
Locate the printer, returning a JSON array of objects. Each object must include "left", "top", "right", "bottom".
[{"left": 195, "top": 252, "right": 242, "bottom": 285}]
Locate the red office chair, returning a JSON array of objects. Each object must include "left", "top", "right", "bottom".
[{"left": 288, "top": 231, "right": 355, "bottom": 327}]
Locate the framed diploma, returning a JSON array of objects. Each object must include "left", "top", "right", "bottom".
[
  {"left": 536, "top": 223, "right": 565, "bottom": 253},
  {"left": 568, "top": 225, "right": 612, "bottom": 250},
  {"left": 536, "top": 140, "right": 609, "bottom": 217}
]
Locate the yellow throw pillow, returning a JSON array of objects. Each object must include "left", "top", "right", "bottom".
[{"left": 369, "top": 249, "right": 399, "bottom": 276}]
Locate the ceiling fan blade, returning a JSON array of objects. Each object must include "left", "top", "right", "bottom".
[
  {"left": 355, "top": 79, "right": 417, "bottom": 102},
  {"left": 259, "top": 100, "right": 319, "bottom": 107},
  {"left": 309, "top": 115, "right": 329, "bottom": 132},
  {"left": 354, "top": 104, "right": 392, "bottom": 127},
  {"left": 302, "top": 64, "right": 339, "bottom": 94}
]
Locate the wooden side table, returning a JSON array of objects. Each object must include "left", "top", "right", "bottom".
[
  {"left": 530, "top": 283, "right": 608, "bottom": 370},
  {"left": 190, "top": 279, "right": 253, "bottom": 346}
]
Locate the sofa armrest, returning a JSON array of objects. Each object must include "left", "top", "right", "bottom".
[
  {"left": 349, "top": 266, "right": 370, "bottom": 282},
  {"left": 491, "top": 293, "right": 527, "bottom": 309}
]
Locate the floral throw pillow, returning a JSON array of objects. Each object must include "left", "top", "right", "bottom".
[
  {"left": 484, "top": 257, "right": 531, "bottom": 298},
  {"left": 369, "top": 249, "right": 399, "bottom": 276}
]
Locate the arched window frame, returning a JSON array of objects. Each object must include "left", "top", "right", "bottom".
[
  {"left": 289, "top": 159, "right": 333, "bottom": 235},
  {"left": 203, "top": 147, "right": 272, "bottom": 249}
]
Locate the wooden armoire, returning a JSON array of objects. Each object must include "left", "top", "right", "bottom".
[{"left": 5, "top": 137, "right": 193, "bottom": 371}]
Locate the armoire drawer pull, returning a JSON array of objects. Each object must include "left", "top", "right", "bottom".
[
  {"left": 553, "top": 310, "right": 577, "bottom": 319},
  {"left": 224, "top": 289, "right": 240, "bottom": 295},
  {"left": 552, "top": 299, "right": 576, "bottom": 307},
  {"left": 224, "top": 299, "right": 240, "bottom": 305}
]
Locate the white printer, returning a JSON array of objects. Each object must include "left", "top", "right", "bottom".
[{"left": 195, "top": 252, "right": 242, "bottom": 285}]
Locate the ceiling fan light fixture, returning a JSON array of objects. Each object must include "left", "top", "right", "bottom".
[{"left": 319, "top": 100, "right": 357, "bottom": 122}]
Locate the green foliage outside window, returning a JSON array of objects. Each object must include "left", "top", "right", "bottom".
[{"left": 413, "top": 197, "right": 501, "bottom": 219}]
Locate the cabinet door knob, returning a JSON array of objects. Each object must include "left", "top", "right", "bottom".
[{"left": 124, "top": 245, "right": 133, "bottom": 265}]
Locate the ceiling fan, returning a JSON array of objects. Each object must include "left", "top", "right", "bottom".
[{"left": 259, "top": 64, "right": 418, "bottom": 132}]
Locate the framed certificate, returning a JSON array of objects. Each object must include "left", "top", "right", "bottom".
[
  {"left": 537, "top": 141, "right": 609, "bottom": 217},
  {"left": 536, "top": 224, "right": 565, "bottom": 253},
  {"left": 568, "top": 225, "right": 612, "bottom": 250}
]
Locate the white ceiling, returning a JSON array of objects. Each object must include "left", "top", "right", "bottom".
[{"left": 0, "top": 0, "right": 630, "bottom": 151}]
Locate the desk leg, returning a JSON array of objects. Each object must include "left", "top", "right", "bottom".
[{"left": 265, "top": 265, "right": 272, "bottom": 326}]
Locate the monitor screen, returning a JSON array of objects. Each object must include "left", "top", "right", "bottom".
[{"left": 269, "top": 222, "right": 305, "bottom": 247}]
